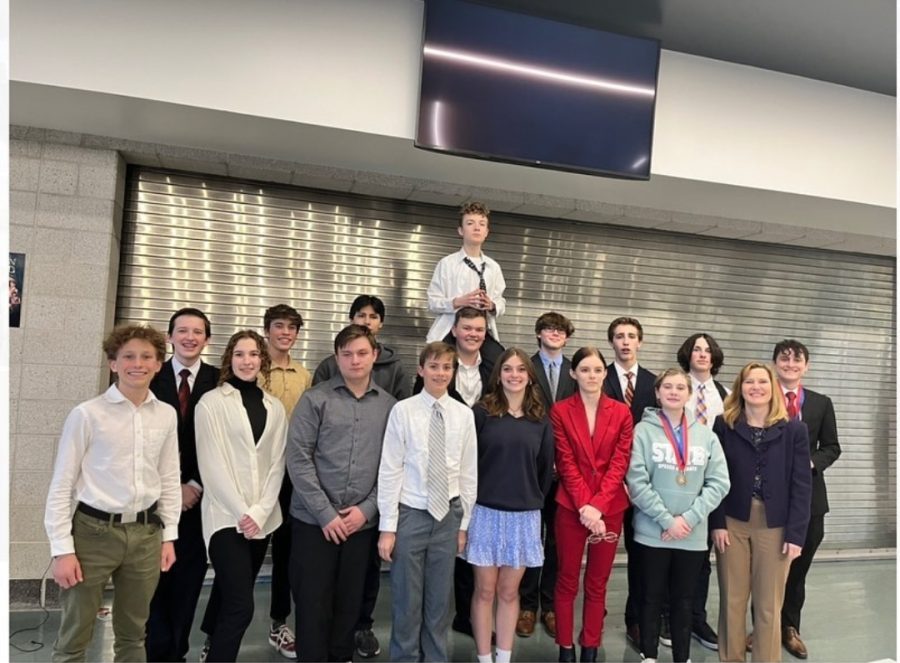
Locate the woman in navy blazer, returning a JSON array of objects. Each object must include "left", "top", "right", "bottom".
[
  {"left": 710, "top": 362, "right": 811, "bottom": 663},
  {"left": 551, "top": 347, "right": 634, "bottom": 663}
]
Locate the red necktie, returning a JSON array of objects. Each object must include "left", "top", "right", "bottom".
[
  {"left": 178, "top": 368, "right": 191, "bottom": 419},
  {"left": 625, "top": 371, "right": 635, "bottom": 406},
  {"left": 786, "top": 391, "right": 800, "bottom": 420}
]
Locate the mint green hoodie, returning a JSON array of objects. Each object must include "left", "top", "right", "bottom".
[{"left": 626, "top": 407, "right": 730, "bottom": 551}]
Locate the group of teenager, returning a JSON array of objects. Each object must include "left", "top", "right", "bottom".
[{"left": 44, "top": 201, "right": 841, "bottom": 663}]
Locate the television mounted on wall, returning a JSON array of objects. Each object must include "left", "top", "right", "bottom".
[{"left": 415, "top": 0, "right": 661, "bottom": 180}]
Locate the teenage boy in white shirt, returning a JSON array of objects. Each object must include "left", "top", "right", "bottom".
[
  {"left": 426, "top": 201, "right": 505, "bottom": 364},
  {"left": 378, "top": 341, "right": 478, "bottom": 661},
  {"left": 46, "top": 324, "right": 181, "bottom": 662}
]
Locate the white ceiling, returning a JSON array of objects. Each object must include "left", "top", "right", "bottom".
[{"left": 476, "top": 0, "right": 896, "bottom": 95}]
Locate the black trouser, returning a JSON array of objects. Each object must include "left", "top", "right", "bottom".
[
  {"left": 661, "top": 530, "right": 714, "bottom": 626},
  {"left": 453, "top": 558, "right": 475, "bottom": 626},
  {"left": 291, "top": 518, "right": 375, "bottom": 662},
  {"left": 269, "top": 476, "right": 294, "bottom": 623},
  {"left": 520, "top": 481, "right": 558, "bottom": 613},
  {"left": 623, "top": 506, "right": 642, "bottom": 627},
  {"left": 691, "top": 533, "right": 713, "bottom": 625},
  {"left": 637, "top": 543, "right": 705, "bottom": 663},
  {"left": 145, "top": 503, "right": 208, "bottom": 662},
  {"left": 782, "top": 514, "right": 825, "bottom": 631},
  {"left": 354, "top": 526, "right": 382, "bottom": 632},
  {"left": 201, "top": 529, "right": 269, "bottom": 662}
]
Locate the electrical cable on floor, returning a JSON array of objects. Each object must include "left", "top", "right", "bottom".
[{"left": 9, "top": 558, "right": 53, "bottom": 654}]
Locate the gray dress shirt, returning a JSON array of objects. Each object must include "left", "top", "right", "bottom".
[{"left": 287, "top": 373, "right": 396, "bottom": 529}]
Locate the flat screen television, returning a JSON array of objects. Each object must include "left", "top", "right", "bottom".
[{"left": 415, "top": 0, "right": 661, "bottom": 180}]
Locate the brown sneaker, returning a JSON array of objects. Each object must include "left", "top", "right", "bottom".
[
  {"left": 782, "top": 626, "right": 808, "bottom": 659},
  {"left": 516, "top": 610, "right": 537, "bottom": 637},
  {"left": 541, "top": 611, "right": 557, "bottom": 638}
]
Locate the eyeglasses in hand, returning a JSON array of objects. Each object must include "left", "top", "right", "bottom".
[{"left": 587, "top": 532, "right": 619, "bottom": 544}]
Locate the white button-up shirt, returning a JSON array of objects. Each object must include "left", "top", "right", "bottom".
[
  {"left": 455, "top": 355, "right": 484, "bottom": 407},
  {"left": 426, "top": 248, "right": 506, "bottom": 342},
  {"left": 45, "top": 385, "right": 181, "bottom": 557},
  {"left": 377, "top": 390, "right": 478, "bottom": 531}
]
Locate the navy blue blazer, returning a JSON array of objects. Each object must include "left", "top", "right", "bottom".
[
  {"left": 603, "top": 363, "right": 656, "bottom": 426},
  {"left": 709, "top": 416, "right": 812, "bottom": 546}
]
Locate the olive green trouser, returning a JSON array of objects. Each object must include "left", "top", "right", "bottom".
[{"left": 53, "top": 511, "right": 162, "bottom": 662}]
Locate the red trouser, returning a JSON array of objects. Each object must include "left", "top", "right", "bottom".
[{"left": 554, "top": 505, "right": 624, "bottom": 648}]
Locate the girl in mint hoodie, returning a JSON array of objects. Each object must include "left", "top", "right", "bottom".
[{"left": 626, "top": 368, "right": 730, "bottom": 663}]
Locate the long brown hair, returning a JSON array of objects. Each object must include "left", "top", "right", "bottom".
[
  {"left": 722, "top": 361, "right": 787, "bottom": 428},
  {"left": 218, "top": 329, "right": 272, "bottom": 389},
  {"left": 480, "top": 348, "right": 546, "bottom": 421}
]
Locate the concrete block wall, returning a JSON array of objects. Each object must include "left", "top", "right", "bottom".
[{"left": 9, "top": 128, "right": 125, "bottom": 579}]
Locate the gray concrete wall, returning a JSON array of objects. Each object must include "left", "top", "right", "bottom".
[{"left": 9, "top": 128, "right": 125, "bottom": 579}]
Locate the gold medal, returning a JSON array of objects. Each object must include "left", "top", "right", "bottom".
[{"left": 676, "top": 472, "right": 687, "bottom": 486}]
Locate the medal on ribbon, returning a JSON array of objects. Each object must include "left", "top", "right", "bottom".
[{"left": 659, "top": 411, "right": 689, "bottom": 487}]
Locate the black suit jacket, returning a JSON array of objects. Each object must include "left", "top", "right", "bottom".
[
  {"left": 603, "top": 363, "right": 657, "bottom": 426},
  {"left": 531, "top": 352, "right": 576, "bottom": 412},
  {"left": 797, "top": 387, "right": 841, "bottom": 516},
  {"left": 413, "top": 331, "right": 500, "bottom": 405},
  {"left": 150, "top": 360, "right": 220, "bottom": 486}
]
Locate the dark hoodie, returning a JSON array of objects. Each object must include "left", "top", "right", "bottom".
[{"left": 312, "top": 342, "right": 411, "bottom": 400}]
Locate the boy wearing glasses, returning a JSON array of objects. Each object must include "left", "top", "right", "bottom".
[{"left": 516, "top": 312, "right": 577, "bottom": 638}]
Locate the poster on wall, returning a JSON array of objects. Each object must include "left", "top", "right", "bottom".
[{"left": 10, "top": 252, "right": 25, "bottom": 328}]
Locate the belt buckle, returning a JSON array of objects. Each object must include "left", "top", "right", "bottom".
[{"left": 120, "top": 511, "right": 138, "bottom": 524}]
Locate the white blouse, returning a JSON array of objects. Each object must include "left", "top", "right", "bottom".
[{"left": 195, "top": 382, "right": 287, "bottom": 549}]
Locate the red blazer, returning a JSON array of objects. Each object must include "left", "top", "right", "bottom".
[{"left": 551, "top": 392, "right": 634, "bottom": 517}]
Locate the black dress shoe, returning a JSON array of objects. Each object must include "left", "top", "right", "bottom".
[
  {"left": 580, "top": 646, "right": 598, "bottom": 662},
  {"left": 558, "top": 646, "right": 576, "bottom": 662}
]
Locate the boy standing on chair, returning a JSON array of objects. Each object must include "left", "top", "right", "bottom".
[{"left": 426, "top": 201, "right": 506, "bottom": 364}]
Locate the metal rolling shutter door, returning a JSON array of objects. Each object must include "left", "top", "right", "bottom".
[{"left": 117, "top": 167, "right": 896, "bottom": 551}]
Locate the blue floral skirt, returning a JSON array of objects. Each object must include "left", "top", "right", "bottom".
[{"left": 463, "top": 504, "right": 544, "bottom": 568}]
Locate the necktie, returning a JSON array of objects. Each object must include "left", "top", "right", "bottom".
[
  {"left": 696, "top": 383, "right": 708, "bottom": 426},
  {"left": 178, "top": 368, "right": 191, "bottom": 419},
  {"left": 427, "top": 402, "right": 450, "bottom": 521},
  {"left": 625, "top": 371, "right": 635, "bottom": 406},
  {"left": 786, "top": 391, "right": 800, "bottom": 420},
  {"left": 548, "top": 362, "right": 559, "bottom": 400},
  {"left": 462, "top": 257, "right": 487, "bottom": 292}
]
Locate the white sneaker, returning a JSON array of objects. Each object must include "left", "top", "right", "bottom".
[{"left": 269, "top": 623, "right": 298, "bottom": 660}]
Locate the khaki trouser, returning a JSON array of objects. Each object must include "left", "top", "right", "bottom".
[
  {"left": 53, "top": 511, "right": 162, "bottom": 662},
  {"left": 716, "top": 499, "right": 791, "bottom": 663}
]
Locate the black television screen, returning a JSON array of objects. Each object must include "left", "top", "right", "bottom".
[{"left": 415, "top": 0, "right": 661, "bottom": 180}]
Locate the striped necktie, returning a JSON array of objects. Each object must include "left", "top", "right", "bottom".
[
  {"left": 696, "top": 383, "right": 708, "bottom": 426},
  {"left": 625, "top": 371, "right": 635, "bottom": 406},
  {"left": 427, "top": 402, "right": 450, "bottom": 521}
]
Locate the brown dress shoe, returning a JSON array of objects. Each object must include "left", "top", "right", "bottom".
[
  {"left": 746, "top": 632, "right": 753, "bottom": 652},
  {"left": 782, "top": 626, "right": 808, "bottom": 659},
  {"left": 541, "top": 611, "right": 557, "bottom": 638},
  {"left": 516, "top": 610, "right": 536, "bottom": 637}
]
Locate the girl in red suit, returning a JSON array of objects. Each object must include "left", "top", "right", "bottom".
[{"left": 551, "top": 347, "right": 634, "bottom": 662}]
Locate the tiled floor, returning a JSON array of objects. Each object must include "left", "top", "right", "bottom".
[{"left": 10, "top": 558, "right": 896, "bottom": 662}]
